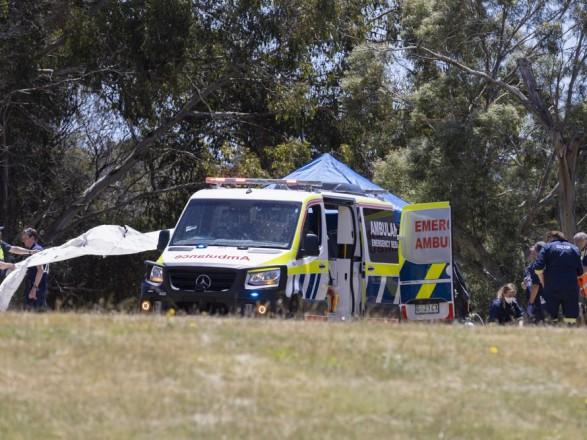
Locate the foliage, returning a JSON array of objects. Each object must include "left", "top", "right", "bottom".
[{"left": 0, "top": 0, "right": 585, "bottom": 313}]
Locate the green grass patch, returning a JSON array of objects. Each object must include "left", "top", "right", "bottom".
[{"left": 1, "top": 313, "right": 586, "bottom": 439}]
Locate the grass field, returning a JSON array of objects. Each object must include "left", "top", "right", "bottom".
[{"left": 1, "top": 314, "right": 586, "bottom": 439}]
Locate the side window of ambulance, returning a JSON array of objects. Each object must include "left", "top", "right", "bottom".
[
  {"left": 303, "top": 205, "right": 322, "bottom": 242},
  {"left": 363, "top": 208, "right": 399, "bottom": 264}
]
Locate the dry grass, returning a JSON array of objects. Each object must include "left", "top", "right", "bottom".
[{"left": 1, "top": 313, "right": 587, "bottom": 439}]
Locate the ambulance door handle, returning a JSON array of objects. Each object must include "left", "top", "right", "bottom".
[
  {"left": 319, "top": 264, "right": 326, "bottom": 269},
  {"left": 367, "top": 266, "right": 375, "bottom": 272}
]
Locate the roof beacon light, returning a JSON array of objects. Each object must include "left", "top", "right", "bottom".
[
  {"left": 205, "top": 177, "right": 321, "bottom": 188},
  {"left": 204, "top": 176, "right": 388, "bottom": 200}
]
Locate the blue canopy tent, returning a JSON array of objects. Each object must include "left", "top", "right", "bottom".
[{"left": 283, "top": 153, "right": 409, "bottom": 222}]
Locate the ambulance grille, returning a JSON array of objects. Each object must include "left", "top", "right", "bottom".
[{"left": 167, "top": 268, "right": 237, "bottom": 292}]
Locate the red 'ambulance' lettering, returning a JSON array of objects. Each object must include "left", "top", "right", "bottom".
[
  {"left": 414, "top": 219, "right": 450, "bottom": 232},
  {"left": 415, "top": 236, "right": 449, "bottom": 249},
  {"left": 174, "top": 254, "right": 250, "bottom": 261}
]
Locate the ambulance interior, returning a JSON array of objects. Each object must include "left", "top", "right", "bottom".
[{"left": 324, "top": 201, "right": 361, "bottom": 317}]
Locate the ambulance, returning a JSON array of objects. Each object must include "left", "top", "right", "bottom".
[{"left": 139, "top": 177, "right": 454, "bottom": 320}]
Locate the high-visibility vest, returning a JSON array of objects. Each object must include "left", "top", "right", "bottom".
[{"left": 579, "top": 273, "right": 587, "bottom": 298}]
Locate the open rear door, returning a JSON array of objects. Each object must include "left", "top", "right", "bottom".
[
  {"left": 360, "top": 206, "right": 400, "bottom": 315},
  {"left": 398, "top": 202, "right": 454, "bottom": 321}
]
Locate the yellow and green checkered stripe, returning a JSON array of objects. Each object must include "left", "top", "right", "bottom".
[{"left": 399, "top": 261, "right": 452, "bottom": 302}]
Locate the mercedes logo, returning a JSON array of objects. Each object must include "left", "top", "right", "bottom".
[{"left": 195, "top": 274, "right": 212, "bottom": 291}]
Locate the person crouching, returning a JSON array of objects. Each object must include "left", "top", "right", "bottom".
[{"left": 488, "top": 283, "right": 523, "bottom": 325}]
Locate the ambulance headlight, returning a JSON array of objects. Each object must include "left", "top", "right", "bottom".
[
  {"left": 245, "top": 269, "right": 280, "bottom": 289},
  {"left": 149, "top": 265, "right": 164, "bottom": 284}
]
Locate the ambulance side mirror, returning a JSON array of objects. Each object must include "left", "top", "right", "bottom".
[
  {"left": 157, "top": 230, "right": 171, "bottom": 252},
  {"left": 300, "top": 233, "right": 320, "bottom": 257}
]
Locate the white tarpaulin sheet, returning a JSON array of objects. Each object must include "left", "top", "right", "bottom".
[{"left": 0, "top": 225, "right": 159, "bottom": 311}]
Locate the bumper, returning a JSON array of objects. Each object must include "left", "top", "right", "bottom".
[{"left": 140, "top": 265, "right": 288, "bottom": 313}]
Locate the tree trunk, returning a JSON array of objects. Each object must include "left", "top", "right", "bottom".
[
  {"left": 1, "top": 148, "right": 7, "bottom": 226},
  {"left": 1, "top": 114, "right": 8, "bottom": 227},
  {"left": 554, "top": 133, "right": 579, "bottom": 238}
]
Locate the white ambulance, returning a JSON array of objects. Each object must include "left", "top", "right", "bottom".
[{"left": 140, "top": 178, "right": 454, "bottom": 320}]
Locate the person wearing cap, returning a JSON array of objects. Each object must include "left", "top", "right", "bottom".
[
  {"left": 533, "top": 231, "right": 584, "bottom": 325},
  {"left": 524, "top": 241, "right": 546, "bottom": 323}
]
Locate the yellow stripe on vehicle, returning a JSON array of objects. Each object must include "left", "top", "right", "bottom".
[
  {"left": 261, "top": 250, "right": 297, "bottom": 267},
  {"left": 368, "top": 263, "right": 399, "bottom": 276},
  {"left": 247, "top": 267, "right": 281, "bottom": 273},
  {"left": 398, "top": 254, "right": 406, "bottom": 270},
  {"left": 401, "top": 201, "right": 450, "bottom": 212},
  {"left": 415, "top": 263, "right": 447, "bottom": 299},
  {"left": 288, "top": 260, "right": 328, "bottom": 275}
]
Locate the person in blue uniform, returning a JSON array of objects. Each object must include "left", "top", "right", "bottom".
[
  {"left": 534, "top": 231, "right": 584, "bottom": 324},
  {"left": 524, "top": 241, "right": 545, "bottom": 323},
  {"left": 488, "top": 283, "right": 523, "bottom": 325}
]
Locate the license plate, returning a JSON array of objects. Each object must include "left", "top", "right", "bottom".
[{"left": 415, "top": 303, "right": 439, "bottom": 315}]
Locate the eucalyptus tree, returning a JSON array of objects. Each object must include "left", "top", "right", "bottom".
[
  {"left": 2, "top": 0, "right": 393, "bottom": 307},
  {"left": 1, "top": 1, "right": 388, "bottom": 242},
  {"left": 397, "top": 0, "right": 587, "bottom": 237}
]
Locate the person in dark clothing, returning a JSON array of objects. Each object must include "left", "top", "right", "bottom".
[
  {"left": 0, "top": 227, "right": 48, "bottom": 311},
  {"left": 21, "top": 228, "right": 48, "bottom": 310},
  {"left": 524, "top": 241, "right": 546, "bottom": 322},
  {"left": 0, "top": 226, "right": 38, "bottom": 279},
  {"left": 534, "top": 230, "right": 584, "bottom": 324},
  {"left": 488, "top": 283, "right": 523, "bottom": 325}
]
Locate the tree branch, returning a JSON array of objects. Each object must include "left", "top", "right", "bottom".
[
  {"left": 404, "top": 45, "right": 534, "bottom": 112},
  {"left": 367, "top": 7, "right": 399, "bottom": 25},
  {"left": 184, "top": 110, "right": 275, "bottom": 121},
  {"left": 68, "top": 182, "right": 203, "bottom": 228},
  {"left": 44, "top": 74, "right": 232, "bottom": 241},
  {"left": 516, "top": 58, "right": 554, "bottom": 129},
  {"left": 453, "top": 224, "right": 507, "bottom": 285},
  {"left": 518, "top": 148, "right": 557, "bottom": 235},
  {"left": 564, "top": 29, "right": 585, "bottom": 117},
  {"left": 403, "top": 45, "right": 557, "bottom": 131}
]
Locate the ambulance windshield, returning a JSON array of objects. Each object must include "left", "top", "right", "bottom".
[{"left": 171, "top": 199, "right": 302, "bottom": 249}]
